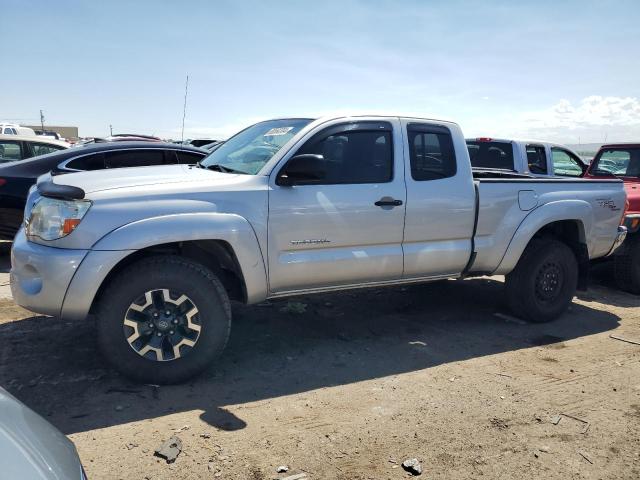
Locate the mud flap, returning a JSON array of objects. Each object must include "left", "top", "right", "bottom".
[{"left": 577, "top": 243, "right": 590, "bottom": 291}]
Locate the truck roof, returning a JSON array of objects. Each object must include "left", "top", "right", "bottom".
[
  {"left": 466, "top": 137, "right": 574, "bottom": 149},
  {"left": 599, "top": 142, "right": 640, "bottom": 148},
  {"left": 0, "top": 134, "right": 69, "bottom": 147}
]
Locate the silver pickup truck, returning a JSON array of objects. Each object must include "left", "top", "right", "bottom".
[{"left": 11, "top": 115, "right": 627, "bottom": 383}]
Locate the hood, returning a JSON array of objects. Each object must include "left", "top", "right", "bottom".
[
  {"left": 52, "top": 164, "right": 238, "bottom": 194},
  {"left": 0, "top": 388, "right": 81, "bottom": 479}
]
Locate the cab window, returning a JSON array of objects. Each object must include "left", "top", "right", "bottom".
[
  {"left": 526, "top": 145, "right": 547, "bottom": 174},
  {"left": 551, "top": 148, "right": 584, "bottom": 177},
  {"left": 408, "top": 124, "right": 456, "bottom": 181},
  {"left": 30, "top": 142, "right": 65, "bottom": 157},
  {"left": 593, "top": 149, "right": 640, "bottom": 177},
  {"left": 0, "top": 140, "right": 23, "bottom": 162},
  {"left": 64, "top": 153, "right": 105, "bottom": 171},
  {"left": 104, "top": 150, "right": 165, "bottom": 168},
  {"left": 293, "top": 123, "right": 393, "bottom": 184}
]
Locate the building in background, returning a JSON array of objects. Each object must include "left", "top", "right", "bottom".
[{"left": 24, "top": 125, "right": 79, "bottom": 141}]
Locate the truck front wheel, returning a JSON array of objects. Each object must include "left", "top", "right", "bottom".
[
  {"left": 614, "top": 235, "right": 640, "bottom": 294},
  {"left": 95, "top": 256, "right": 231, "bottom": 384},
  {"left": 505, "top": 239, "right": 578, "bottom": 323}
]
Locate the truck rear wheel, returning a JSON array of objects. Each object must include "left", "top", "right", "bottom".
[
  {"left": 614, "top": 235, "right": 640, "bottom": 294},
  {"left": 95, "top": 256, "right": 231, "bottom": 384},
  {"left": 505, "top": 239, "right": 578, "bottom": 323}
]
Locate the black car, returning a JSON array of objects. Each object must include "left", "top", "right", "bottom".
[{"left": 0, "top": 142, "right": 208, "bottom": 240}]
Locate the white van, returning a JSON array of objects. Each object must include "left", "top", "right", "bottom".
[{"left": 0, "top": 123, "right": 36, "bottom": 136}]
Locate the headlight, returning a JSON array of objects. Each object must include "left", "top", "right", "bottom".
[{"left": 26, "top": 197, "right": 91, "bottom": 240}]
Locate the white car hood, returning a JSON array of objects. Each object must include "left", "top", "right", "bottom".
[
  {"left": 51, "top": 164, "right": 238, "bottom": 194},
  {"left": 0, "top": 388, "right": 81, "bottom": 479}
]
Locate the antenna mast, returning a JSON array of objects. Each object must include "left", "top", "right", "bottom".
[{"left": 181, "top": 75, "right": 189, "bottom": 142}]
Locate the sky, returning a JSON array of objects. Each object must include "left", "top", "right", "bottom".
[{"left": 1, "top": 0, "right": 639, "bottom": 143}]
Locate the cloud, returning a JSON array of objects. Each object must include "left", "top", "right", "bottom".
[
  {"left": 511, "top": 96, "right": 640, "bottom": 142},
  {"left": 524, "top": 96, "right": 640, "bottom": 129}
]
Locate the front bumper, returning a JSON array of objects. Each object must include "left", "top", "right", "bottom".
[
  {"left": 606, "top": 225, "right": 628, "bottom": 257},
  {"left": 10, "top": 230, "right": 88, "bottom": 317}
]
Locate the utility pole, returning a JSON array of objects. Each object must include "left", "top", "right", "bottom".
[
  {"left": 110, "top": 124, "right": 113, "bottom": 136},
  {"left": 40, "top": 110, "right": 45, "bottom": 132},
  {"left": 181, "top": 75, "right": 189, "bottom": 142}
]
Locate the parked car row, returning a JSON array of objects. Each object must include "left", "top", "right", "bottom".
[
  {"left": 465, "top": 137, "right": 639, "bottom": 293},
  {"left": 9, "top": 114, "right": 628, "bottom": 386},
  {"left": 0, "top": 142, "right": 207, "bottom": 240},
  {"left": 466, "top": 138, "right": 586, "bottom": 177}
]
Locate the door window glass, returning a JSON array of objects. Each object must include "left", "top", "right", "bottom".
[
  {"left": 64, "top": 153, "right": 105, "bottom": 171},
  {"left": 176, "top": 150, "right": 206, "bottom": 164},
  {"left": 295, "top": 126, "right": 393, "bottom": 184},
  {"left": 31, "top": 143, "right": 65, "bottom": 157},
  {"left": 526, "top": 145, "right": 547, "bottom": 174},
  {"left": 0, "top": 141, "right": 23, "bottom": 162},
  {"left": 593, "top": 149, "right": 639, "bottom": 177},
  {"left": 408, "top": 127, "right": 457, "bottom": 181},
  {"left": 104, "top": 150, "right": 165, "bottom": 168},
  {"left": 551, "top": 148, "right": 584, "bottom": 177}
]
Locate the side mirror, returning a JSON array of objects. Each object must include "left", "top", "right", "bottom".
[{"left": 277, "top": 154, "right": 326, "bottom": 186}]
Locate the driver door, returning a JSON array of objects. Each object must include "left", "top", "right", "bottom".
[{"left": 267, "top": 120, "right": 406, "bottom": 293}]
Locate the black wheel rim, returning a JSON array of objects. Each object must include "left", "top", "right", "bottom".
[
  {"left": 534, "top": 261, "right": 563, "bottom": 304},
  {"left": 123, "top": 289, "right": 201, "bottom": 362}
]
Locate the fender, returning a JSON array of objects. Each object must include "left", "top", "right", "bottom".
[
  {"left": 61, "top": 212, "right": 268, "bottom": 320},
  {"left": 493, "top": 200, "right": 593, "bottom": 275}
]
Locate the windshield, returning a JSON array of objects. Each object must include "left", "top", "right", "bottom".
[
  {"left": 591, "top": 148, "right": 640, "bottom": 178},
  {"left": 200, "top": 118, "right": 313, "bottom": 174}
]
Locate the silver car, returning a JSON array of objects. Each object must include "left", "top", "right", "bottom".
[{"left": 0, "top": 387, "right": 86, "bottom": 479}]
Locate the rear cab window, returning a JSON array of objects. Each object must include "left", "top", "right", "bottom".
[
  {"left": 466, "top": 139, "right": 514, "bottom": 170},
  {"left": 408, "top": 124, "right": 456, "bottom": 181}
]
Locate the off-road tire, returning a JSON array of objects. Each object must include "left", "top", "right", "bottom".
[
  {"left": 614, "top": 235, "right": 640, "bottom": 294},
  {"left": 96, "top": 256, "right": 231, "bottom": 384},
  {"left": 505, "top": 238, "right": 578, "bottom": 323}
]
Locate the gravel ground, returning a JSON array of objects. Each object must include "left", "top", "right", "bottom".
[{"left": 0, "top": 253, "right": 638, "bottom": 479}]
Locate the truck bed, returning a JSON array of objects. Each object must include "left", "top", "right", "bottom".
[{"left": 470, "top": 175, "right": 625, "bottom": 274}]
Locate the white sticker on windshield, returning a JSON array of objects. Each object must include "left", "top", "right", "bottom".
[{"left": 264, "top": 127, "right": 294, "bottom": 136}]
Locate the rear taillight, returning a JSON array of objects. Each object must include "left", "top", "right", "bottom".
[
  {"left": 0, "top": 178, "right": 6, "bottom": 187},
  {"left": 477, "top": 137, "right": 493, "bottom": 142},
  {"left": 621, "top": 199, "right": 630, "bottom": 225}
]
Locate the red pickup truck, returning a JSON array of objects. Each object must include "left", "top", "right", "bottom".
[{"left": 584, "top": 143, "right": 640, "bottom": 293}]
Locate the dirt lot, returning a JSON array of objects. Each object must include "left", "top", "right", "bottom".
[{"left": 0, "top": 252, "right": 638, "bottom": 479}]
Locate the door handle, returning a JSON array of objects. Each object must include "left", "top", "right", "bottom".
[{"left": 375, "top": 197, "right": 403, "bottom": 207}]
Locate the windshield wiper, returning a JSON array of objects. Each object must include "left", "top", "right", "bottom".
[
  {"left": 200, "top": 163, "right": 247, "bottom": 174},
  {"left": 592, "top": 169, "right": 620, "bottom": 178}
]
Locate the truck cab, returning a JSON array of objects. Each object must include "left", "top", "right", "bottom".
[{"left": 584, "top": 143, "right": 640, "bottom": 293}]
